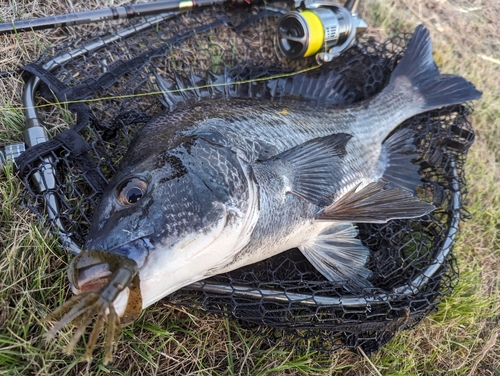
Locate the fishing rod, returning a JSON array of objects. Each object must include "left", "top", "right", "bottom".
[{"left": 0, "top": 0, "right": 254, "bottom": 34}]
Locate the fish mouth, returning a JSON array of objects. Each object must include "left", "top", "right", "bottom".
[
  {"left": 44, "top": 249, "right": 142, "bottom": 364},
  {"left": 83, "top": 236, "right": 152, "bottom": 270}
]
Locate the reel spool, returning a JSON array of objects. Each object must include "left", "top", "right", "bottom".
[{"left": 277, "top": 0, "right": 367, "bottom": 62}]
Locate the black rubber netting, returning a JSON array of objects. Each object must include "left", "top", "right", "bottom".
[{"left": 15, "top": 3, "right": 474, "bottom": 354}]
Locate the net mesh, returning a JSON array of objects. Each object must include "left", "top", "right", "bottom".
[{"left": 16, "top": 3, "right": 473, "bottom": 354}]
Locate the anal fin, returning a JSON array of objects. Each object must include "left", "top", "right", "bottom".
[
  {"left": 316, "top": 181, "right": 435, "bottom": 223},
  {"left": 299, "top": 223, "right": 372, "bottom": 288}
]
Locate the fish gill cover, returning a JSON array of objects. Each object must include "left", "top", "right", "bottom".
[{"left": 16, "top": 3, "right": 474, "bottom": 354}]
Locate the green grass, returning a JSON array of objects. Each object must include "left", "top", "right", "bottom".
[{"left": 1, "top": 0, "right": 499, "bottom": 374}]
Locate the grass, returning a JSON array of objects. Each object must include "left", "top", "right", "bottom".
[{"left": 1, "top": 0, "right": 499, "bottom": 374}]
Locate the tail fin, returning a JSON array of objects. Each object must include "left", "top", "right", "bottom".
[{"left": 390, "top": 25, "right": 482, "bottom": 111}]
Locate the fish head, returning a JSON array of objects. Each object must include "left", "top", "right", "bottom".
[
  {"left": 79, "top": 137, "right": 259, "bottom": 312},
  {"left": 45, "top": 138, "right": 259, "bottom": 363},
  {"left": 45, "top": 137, "right": 259, "bottom": 363}
]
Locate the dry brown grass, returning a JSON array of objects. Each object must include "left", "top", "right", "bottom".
[{"left": 1, "top": 0, "right": 499, "bottom": 375}]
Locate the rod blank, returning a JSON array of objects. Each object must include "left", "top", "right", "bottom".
[{"left": 0, "top": 0, "right": 224, "bottom": 34}]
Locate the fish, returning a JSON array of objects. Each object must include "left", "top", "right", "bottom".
[{"left": 44, "top": 25, "right": 481, "bottom": 363}]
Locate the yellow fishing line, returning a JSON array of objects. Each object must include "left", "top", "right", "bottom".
[{"left": 0, "top": 65, "right": 321, "bottom": 113}]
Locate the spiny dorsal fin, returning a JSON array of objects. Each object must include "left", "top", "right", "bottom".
[
  {"left": 299, "top": 223, "right": 372, "bottom": 289},
  {"left": 153, "top": 65, "right": 355, "bottom": 111},
  {"left": 153, "top": 68, "right": 216, "bottom": 111},
  {"left": 261, "top": 133, "right": 352, "bottom": 207},
  {"left": 267, "top": 69, "right": 354, "bottom": 105},
  {"left": 315, "top": 181, "right": 435, "bottom": 223}
]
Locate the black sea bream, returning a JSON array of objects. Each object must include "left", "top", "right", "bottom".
[{"left": 45, "top": 25, "right": 481, "bottom": 362}]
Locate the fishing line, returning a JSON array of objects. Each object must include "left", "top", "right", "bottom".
[{"left": 0, "top": 64, "right": 322, "bottom": 112}]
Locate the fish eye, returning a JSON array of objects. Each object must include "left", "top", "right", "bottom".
[{"left": 117, "top": 178, "right": 148, "bottom": 206}]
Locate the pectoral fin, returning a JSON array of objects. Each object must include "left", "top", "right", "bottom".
[
  {"left": 316, "top": 181, "right": 435, "bottom": 223},
  {"left": 261, "top": 133, "right": 351, "bottom": 206},
  {"left": 299, "top": 223, "right": 372, "bottom": 288}
]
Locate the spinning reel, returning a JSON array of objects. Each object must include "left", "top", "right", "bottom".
[{"left": 277, "top": 0, "right": 367, "bottom": 62}]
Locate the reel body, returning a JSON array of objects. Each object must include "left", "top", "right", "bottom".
[{"left": 277, "top": 0, "right": 367, "bottom": 62}]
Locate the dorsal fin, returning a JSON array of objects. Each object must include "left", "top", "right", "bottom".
[
  {"left": 380, "top": 128, "right": 422, "bottom": 193},
  {"left": 266, "top": 69, "right": 355, "bottom": 105},
  {"left": 152, "top": 65, "right": 355, "bottom": 111}
]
